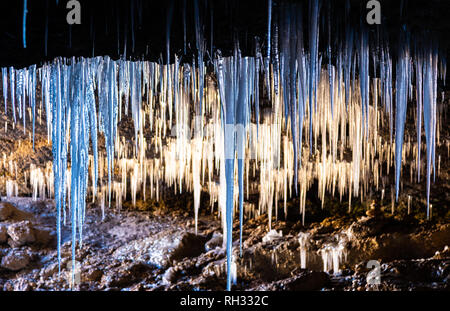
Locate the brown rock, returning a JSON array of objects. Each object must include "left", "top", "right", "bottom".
[
  {"left": 33, "top": 227, "right": 55, "bottom": 247},
  {"left": 0, "top": 203, "right": 14, "bottom": 221},
  {"left": 169, "top": 233, "right": 208, "bottom": 263},
  {"left": 162, "top": 267, "right": 178, "bottom": 284},
  {"left": 347, "top": 216, "right": 384, "bottom": 239},
  {"left": 3, "top": 281, "right": 14, "bottom": 291},
  {"left": 252, "top": 271, "right": 330, "bottom": 291},
  {"left": 127, "top": 262, "right": 153, "bottom": 276},
  {"left": 7, "top": 221, "right": 35, "bottom": 247},
  {"left": 85, "top": 269, "right": 103, "bottom": 282},
  {"left": 205, "top": 233, "right": 223, "bottom": 251},
  {"left": 0, "top": 203, "right": 32, "bottom": 222},
  {"left": 13, "top": 278, "right": 34, "bottom": 291},
  {"left": 366, "top": 201, "right": 382, "bottom": 218},
  {"left": 433, "top": 246, "right": 450, "bottom": 259},
  {"left": 101, "top": 271, "right": 135, "bottom": 288},
  {"left": 40, "top": 262, "right": 59, "bottom": 278},
  {"left": 282, "top": 271, "right": 330, "bottom": 291},
  {"left": 0, "top": 224, "right": 7, "bottom": 243}
]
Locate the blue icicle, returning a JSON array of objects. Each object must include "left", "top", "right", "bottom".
[
  {"left": 23, "top": 0, "right": 28, "bottom": 48},
  {"left": 265, "top": 0, "right": 272, "bottom": 95},
  {"left": 394, "top": 29, "right": 410, "bottom": 202},
  {"left": 236, "top": 57, "right": 248, "bottom": 258},
  {"left": 308, "top": 0, "right": 320, "bottom": 153}
]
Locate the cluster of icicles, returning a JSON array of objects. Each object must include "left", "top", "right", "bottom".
[{"left": 1, "top": 0, "right": 447, "bottom": 290}]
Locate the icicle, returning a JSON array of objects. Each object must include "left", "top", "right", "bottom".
[
  {"left": 9, "top": 68, "right": 16, "bottom": 123},
  {"left": 327, "top": 1, "right": 334, "bottom": 118},
  {"left": 98, "top": 58, "right": 119, "bottom": 208},
  {"left": 30, "top": 65, "right": 36, "bottom": 149},
  {"left": 254, "top": 39, "right": 262, "bottom": 135},
  {"left": 215, "top": 53, "right": 238, "bottom": 291},
  {"left": 394, "top": 28, "right": 409, "bottom": 201},
  {"left": 359, "top": 27, "right": 370, "bottom": 139},
  {"left": 1, "top": 2, "right": 448, "bottom": 290},
  {"left": 415, "top": 43, "right": 423, "bottom": 181},
  {"left": 308, "top": 0, "right": 320, "bottom": 152},
  {"left": 194, "top": 0, "right": 205, "bottom": 115},
  {"left": 265, "top": 0, "right": 272, "bottom": 94},
  {"left": 423, "top": 40, "right": 438, "bottom": 219},
  {"left": 236, "top": 57, "right": 249, "bottom": 257},
  {"left": 2, "top": 68, "right": 8, "bottom": 113},
  {"left": 50, "top": 60, "right": 67, "bottom": 274},
  {"left": 272, "top": 20, "right": 280, "bottom": 96}
]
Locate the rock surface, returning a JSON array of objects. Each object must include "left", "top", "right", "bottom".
[
  {"left": 0, "top": 203, "right": 14, "bottom": 221},
  {"left": 254, "top": 271, "right": 330, "bottom": 291},
  {"left": 0, "top": 197, "right": 448, "bottom": 291},
  {"left": 1, "top": 249, "right": 31, "bottom": 271},
  {"left": 169, "top": 233, "right": 209, "bottom": 263},
  {"left": 7, "top": 221, "right": 35, "bottom": 247},
  {"left": 0, "top": 224, "right": 7, "bottom": 243}
]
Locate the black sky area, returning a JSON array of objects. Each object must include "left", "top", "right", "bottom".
[{"left": 0, "top": 0, "right": 449, "bottom": 71}]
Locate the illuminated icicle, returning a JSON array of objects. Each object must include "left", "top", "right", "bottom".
[
  {"left": 215, "top": 54, "right": 238, "bottom": 291},
  {"left": 308, "top": 0, "right": 320, "bottom": 152},
  {"left": 415, "top": 45, "right": 423, "bottom": 181},
  {"left": 15, "top": 69, "right": 25, "bottom": 130},
  {"left": 358, "top": 27, "right": 370, "bottom": 138},
  {"left": 423, "top": 41, "right": 438, "bottom": 219},
  {"left": 255, "top": 39, "right": 262, "bottom": 135},
  {"left": 194, "top": 0, "right": 205, "bottom": 115},
  {"left": 236, "top": 57, "right": 250, "bottom": 256},
  {"left": 383, "top": 46, "right": 394, "bottom": 144},
  {"left": 62, "top": 60, "right": 97, "bottom": 284},
  {"left": 50, "top": 60, "right": 67, "bottom": 273},
  {"left": 192, "top": 135, "right": 202, "bottom": 235},
  {"left": 129, "top": 61, "right": 143, "bottom": 154},
  {"left": 98, "top": 58, "right": 119, "bottom": 207},
  {"left": 9, "top": 68, "right": 16, "bottom": 123},
  {"left": 440, "top": 55, "right": 446, "bottom": 86},
  {"left": 272, "top": 20, "right": 280, "bottom": 96},
  {"left": 394, "top": 29, "right": 410, "bottom": 201},
  {"left": 23, "top": 0, "right": 28, "bottom": 48},
  {"left": 265, "top": 0, "right": 272, "bottom": 94},
  {"left": 85, "top": 64, "right": 99, "bottom": 197},
  {"left": 42, "top": 66, "right": 52, "bottom": 142},
  {"left": 2, "top": 1, "right": 449, "bottom": 291},
  {"left": 344, "top": 25, "right": 354, "bottom": 108},
  {"left": 45, "top": 59, "right": 105, "bottom": 283},
  {"left": 279, "top": 5, "right": 300, "bottom": 193},
  {"left": 295, "top": 5, "right": 307, "bottom": 168},
  {"left": 326, "top": 1, "right": 334, "bottom": 118},
  {"left": 30, "top": 65, "right": 36, "bottom": 149},
  {"left": 2, "top": 68, "right": 8, "bottom": 113}
]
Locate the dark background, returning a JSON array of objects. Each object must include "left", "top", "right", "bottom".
[{"left": 0, "top": 0, "right": 449, "bottom": 70}]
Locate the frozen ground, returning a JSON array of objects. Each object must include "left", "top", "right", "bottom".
[{"left": 0, "top": 196, "right": 448, "bottom": 291}]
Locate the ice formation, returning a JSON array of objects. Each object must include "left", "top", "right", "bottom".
[
  {"left": 22, "top": 0, "right": 28, "bottom": 49},
  {"left": 298, "top": 232, "right": 310, "bottom": 269},
  {"left": 0, "top": 0, "right": 447, "bottom": 290}
]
